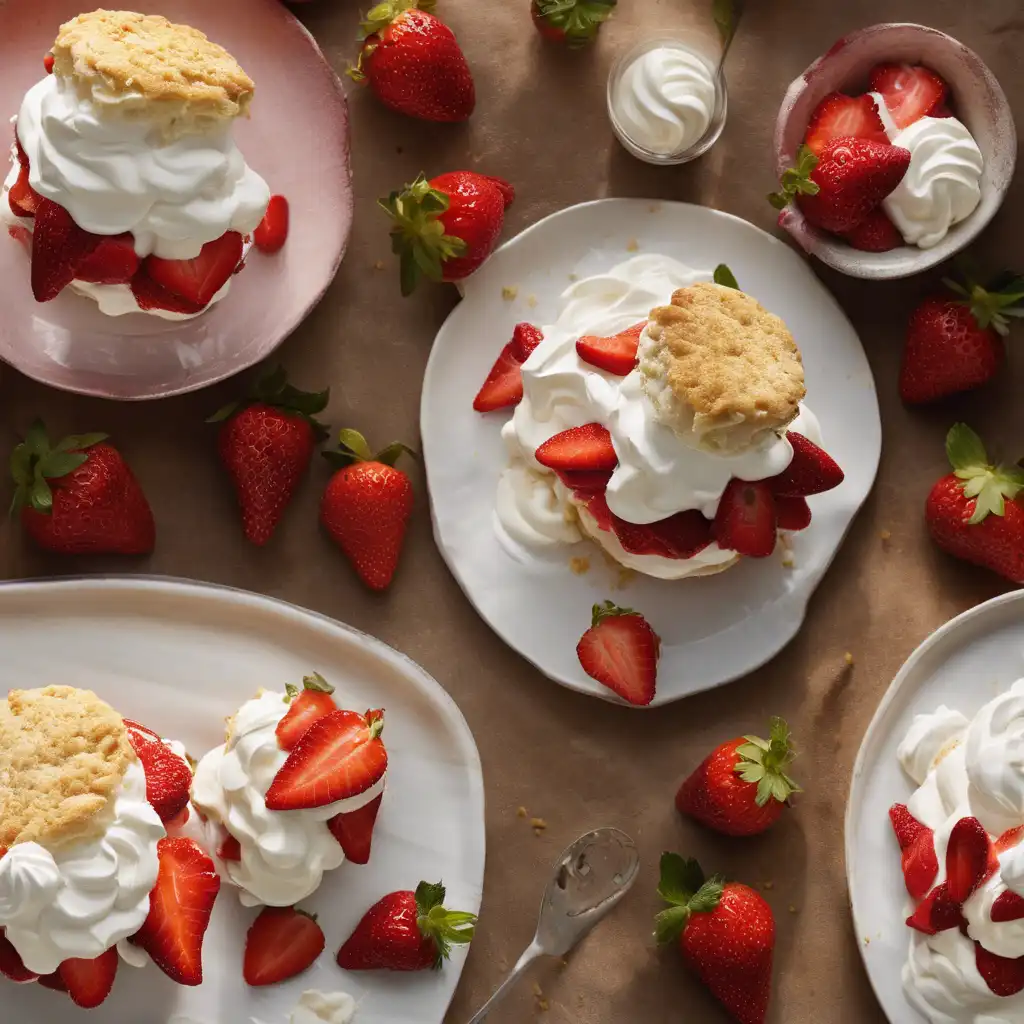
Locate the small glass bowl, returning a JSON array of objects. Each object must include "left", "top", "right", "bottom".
[{"left": 607, "top": 35, "right": 728, "bottom": 166}]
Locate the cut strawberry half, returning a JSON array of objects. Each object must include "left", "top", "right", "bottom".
[
  {"left": 328, "top": 792, "right": 383, "bottom": 865},
  {"left": 217, "top": 833, "right": 242, "bottom": 862},
  {"left": 31, "top": 198, "right": 101, "bottom": 302},
  {"left": 38, "top": 971, "right": 68, "bottom": 992},
  {"left": 536, "top": 423, "right": 617, "bottom": 472},
  {"left": 253, "top": 194, "right": 289, "bottom": 254},
  {"left": 130, "top": 269, "right": 207, "bottom": 315},
  {"left": 576, "top": 601, "right": 660, "bottom": 706},
  {"left": 0, "top": 929, "right": 38, "bottom": 983},
  {"left": 976, "top": 942, "right": 1024, "bottom": 997},
  {"left": 804, "top": 92, "right": 889, "bottom": 156},
  {"left": 946, "top": 816, "right": 997, "bottom": 903},
  {"left": 844, "top": 207, "right": 903, "bottom": 253},
  {"left": 75, "top": 233, "right": 139, "bottom": 284},
  {"left": 869, "top": 63, "right": 949, "bottom": 130},
  {"left": 58, "top": 948, "right": 118, "bottom": 1009},
  {"left": 265, "top": 708, "right": 387, "bottom": 811},
  {"left": 889, "top": 803, "right": 939, "bottom": 900},
  {"left": 144, "top": 231, "right": 243, "bottom": 307},
  {"left": 610, "top": 506, "right": 714, "bottom": 560},
  {"left": 124, "top": 718, "right": 162, "bottom": 743},
  {"left": 244, "top": 906, "right": 325, "bottom": 987},
  {"left": 8, "top": 159, "right": 42, "bottom": 219},
  {"left": 276, "top": 674, "right": 338, "bottom": 752},
  {"left": 991, "top": 891, "right": 1024, "bottom": 923},
  {"left": 125, "top": 724, "right": 192, "bottom": 824},
  {"left": 775, "top": 495, "right": 812, "bottom": 531},
  {"left": 769, "top": 432, "right": 845, "bottom": 497},
  {"left": 713, "top": 479, "right": 777, "bottom": 558},
  {"left": 997, "top": 826, "right": 1024, "bottom": 854},
  {"left": 511, "top": 322, "right": 544, "bottom": 361},
  {"left": 555, "top": 468, "right": 614, "bottom": 494},
  {"left": 906, "top": 882, "right": 964, "bottom": 935},
  {"left": 473, "top": 323, "right": 544, "bottom": 412},
  {"left": 575, "top": 321, "right": 646, "bottom": 375}
]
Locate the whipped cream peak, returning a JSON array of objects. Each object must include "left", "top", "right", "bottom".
[{"left": 290, "top": 990, "right": 357, "bottom": 1024}]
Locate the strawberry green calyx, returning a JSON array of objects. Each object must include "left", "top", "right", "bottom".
[
  {"left": 378, "top": 174, "right": 467, "bottom": 296},
  {"left": 284, "top": 671, "right": 336, "bottom": 704},
  {"left": 654, "top": 853, "right": 725, "bottom": 945},
  {"left": 366, "top": 709, "right": 386, "bottom": 740},
  {"left": 414, "top": 880, "right": 477, "bottom": 966},
  {"left": 534, "top": 0, "right": 617, "bottom": 47},
  {"left": 9, "top": 420, "right": 108, "bottom": 515},
  {"left": 207, "top": 366, "right": 330, "bottom": 438},
  {"left": 943, "top": 273, "right": 1024, "bottom": 337},
  {"left": 358, "top": 0, "right": 434, "bottom": 40},
  {"left": 713, "top": 264, "right": 739, "bottom": 289},
  {"left": 321, "top": 429, "right": 416, "bottom": 471},
  {"left": 946, "top": 423, "right": 1024, "bottom": 526},
  {"left": 767, "top": 145, "right": 821, "bottom": 210},
  {"left": 590, "top": 600, "right": 640, "bottom": 626},
  {"left": 734, "top": 717, "right": 801, "bottom": 807}
]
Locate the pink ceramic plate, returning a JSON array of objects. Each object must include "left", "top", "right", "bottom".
[{"left": 0, "top": 0, "right": 352, "bottom": 400}]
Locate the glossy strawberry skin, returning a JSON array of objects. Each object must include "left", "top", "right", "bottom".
[
  {"left": 844, "top": 207, "right": 902, "bottom": 252},
  {"left": 31, "top": 198, "right": 101, "bottom": 302},
  {"left": 124, "top": 723, "right": 192, "bottom": 823},
  {"left": 889, "top": 803, "right": 938, "bottom": 900},
  {"left": 804, "top": 92, "right": 889, "bottom": 156},
  {"left": 336, "top": 890, "right": 436, "bottom": 971},
  {"left": 253, "top": 195, "right": 289, "bottom": 254},
  {"left": 431, "top": 172, "right": 514, "bottom": 282},
  {"left": 328, "top": 792, "right": 384, "bottom": 864}
]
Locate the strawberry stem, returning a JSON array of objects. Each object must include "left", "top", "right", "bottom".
[
  {"left": 534, "top": 0, "right": 617, "bottom": 47},
  {"left": 321, "top": 429, "right": 416, "bottom": 470},
  {"left": 767, "top": 145, "right": 821, "bottom": 210},
  {"left": 358, "top": 0, "right": 435, "bottom": 40},
  {"left": 9, "top": 420, "right": 108, "bottom": 516},
  {"left": 734, "top": 717, "right": 801, "bottom": 807},
  {"left": 590, "top": 600, "right": 640, "bottom": 627},
  {"left": 654, "top": 853, "right": 724, "bottom": 945},
  {"left": 413, "top": 880, "right": 477, "bottom": 967},
  {"left": 284, "top": 672, "right": 336, "bottom": 703},
  {"left": 941, "top": 272, "right": 1024, "bottom": 337},
  {"left": 945, "top": 423, "right": 1024, "bottom": 525},
  {"left": 207, "top": 366, "right": 330, "bottom": 438}
]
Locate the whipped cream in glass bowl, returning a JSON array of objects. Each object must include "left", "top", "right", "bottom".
[{"left": 607, "top": 37, "right": 726, "bottom": 165}]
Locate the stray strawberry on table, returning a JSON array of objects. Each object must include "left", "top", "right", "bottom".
[
  {"left": 576, "top": 601, "right": 660, "bottom": 706},
  {"left": 531, "top": 0, "right": 617, "bottom": 47}
]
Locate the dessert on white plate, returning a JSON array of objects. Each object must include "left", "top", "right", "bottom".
[
  {"left": 1, "top": 9, "right": 272, "bottom": 319},
  {"left": 289, "top": 989, "right": 357, "bottom": 1024},
  {"left": 192, "top": 673, "right": 387, "bottom": 908},
  {"left": 890, "top": 679, "right": 1024, "bottom": 1022}
]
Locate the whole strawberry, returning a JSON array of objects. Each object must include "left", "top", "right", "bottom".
[
  {"left": 336, "top": 880, "right": 476, "bottom": 971},
  {"left": 10, "top": 421, "right": 155, "bottom": 555},
  {"left": 531, "top": 0, "right": 616, "bottom": 47},
  {"left": 900, "top": 274, "right": 1024, "bottom": 404},
  {"left": 348, "top": 0, "right": 475, "bottom": 122},
  {"left": 209, "top": 367, "right": 329, "bottom": 546},
  {"left": 769, "top": 138, "right": 911, "bottom": 233},
  {"left": 926, "top": 423, "right": 1024, "bottom": 584},
  {"left": 320, "top": 430, "right": 414, "bottom": 590},
  {"left": 675, "top": 718, "right": 800, "bottom": 837},
  {"left": 656, "top": 853, "right": 775, "bottom": 1024},
  {"left": 380, "top": 171, "right": 514, "bottom": 295}
]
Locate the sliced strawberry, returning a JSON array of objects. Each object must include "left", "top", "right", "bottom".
[
  {"left": 328, "top": 792, "right": 383, "bottom": 865},
  {"left": 124, "top": 718, "right": 162, "bottom": 743},
  {"left": 130, "top": 269, "right": 207, "bottom": 315},
  {"left": 166, "top": 806, "right": 190, "bottom": 830},
  {"left": 776, "top": 495, "right": 812, "bottom": 531},
  {"left": 992, "top": 891, "right": 1024, "bottom": 922},
  {"left": 31, "top": 198, "right": 101, "bottom": 302},
  {"left": 804, "top": 92, "right": 889, "bottom": 156},
  {"left": 769, "top": 433, "right": 845, "bottom": 497},
  {"left": 8, "top": 224, "right": 31, "bottom": 246},
  {"left": 253, "top": 194, "right": 289, "bottom": 254},
  {"left": 44, "top": 54, "right": 54, "bottom": 74},
  {"left": 473, "top": 324, "right": 545, "bottom": 412},
  {"left": 132, "top": 837, "right": 221, "bottom": 986},
  {"left": 536, "top": 424, "right": 617, "bottom": 472},
  {"left": 890, "top": 803, "right": 928, "bottom": 848},
  {"left": 144, "top": 231, "right": 243, "bottom": 307},
  {"left": 265, "top": 709, "right": 387, "bottom": 811},
  {"left": 59, "top": 948, "right": 118, "bottom": 1009},
  {"left": 510, "top": 322, "right": 544, "bottom": 360},
  {"left": 890, "top": 804, "right": 939, "bottom": 900},
  {"left": 38, "top": 971, "right": 68, "bottom": 992},
  {"left": 217, "top": 834, "right": 242, "bottom": 862},
  {"left": 610, "top": 507, "right": 714, "bottom": 559},
  {"left": 869, "top": 63, "right": 948, "bottom": 130},
  {"left": 976, "top": 943, "right": 1024, "bottom": 997},
  {"left": 946, "top": 816, "right": 996, "bottom": 903},
  {"left": 75, "top": 233, "right": 139, "bottom": 284},
  {"left": 575, "top": 321, "right": 646, "bottom": 375},
  {"left": 906, "top": 882, "right": 964, "bottom": 935},
  {"left": 276, "top": 676, "right": 338, "bottom": 752},
  {"left": 555, "top": 468, "right": 614, "bottom": 494},
  {"left": 713, "top": 479, "right": 777, "bottom": 558},
  {"left": 997, "top": 826, "right": 1024, "bottom": 854},
  {"left": 0, "top": 930, "right": 37, "bottom": 983},
  {"left": 576, "top": 601, "right": 660, "bottom": 706},
  {"left": 125, "top": 726, "right": 192, "bottom": 824},
  {"left": 8, "top": 159, "right": 42, "bottom": 218},
  {"left": 844, "top": 207, "right": 903, "bottom": 252},
  {"left": 244, "top": 906, "right": 325, "bottom": 987}
]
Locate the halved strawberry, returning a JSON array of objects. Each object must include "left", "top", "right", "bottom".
[
  {"left": 144, "top": 231, "right": 243, "bottom": 307},
  {"left": 536, "top": 424, "right": 617, "bottom": 472},
  {"left": 59, "top": 948, "right": 118, "bottom": 1009},
  {"left": 75, "top": 233, "right": 139, "bottom": 284},
  {"left": 844, "top": 207, "right": 902, "bottom": 252},
  {"left": 946, "top": 816, "right": 997, "bottom": 903},
  {"left": 609, "top": 505, "right": 714, "bottom": 560},
  {"left": 997, "top": 826, "right": 1024, "bottom": 853},
  {"left": 976, "top": 942, "right": 1024, "bottom": 997},
  {"left": 125, "top": 725, "right": 192, "bottom": 824},
  {"left": 804, "top": 92, "right": 888, "bottom": 156},
  {"left": 769, "top": 433, "right": 845, "bottom": 497},
  {"left": 869, "top": 63, "right": 948, "bottom": 130},
  {"left": 511, "top": 322, "right": 544, "bottom": 360},
  {"left": 713, "top": 479, "right": 777, "bottom": 557},
  {"left": 8, "top": 224, "right": 31, "bottom": 246},
  {"left": 889, "top": 803, "right": 939, "bottom": 900},
  {"left": 253, "top": 195, "right": 289, "bottom": 254},
  {"left": 328, "top": 792, "right": 383, "bottom": 865},
  {"left": 217, "top": 834, "right": 242, "bottom": 861},
  {"left": 575, "top": 321, "right": 646, "bottom": 375},
  {"left": 8, "top": 159, "right": 42, "bottom": 218},
  {"left": 576, "top": 601, "right": 660, "bottom": 706},
  {"left": 130, "top": 269, "right": 206, "bottom": 315},
  {"left": 0, "top": 930, "right": 37, "bottom": 983},
  {"left": 555, "top": 468, "right": 614, "bottom": 494},
  {"left": 265, "top": 709, "right": 387, "bottom": 811},
  {"left": 906, "top": 882, "right": 963, "bottom": 935},
  {"left": 776, "top": 495, "right": 812, "bottom": 531},
  {"left": 276, "top": 673, "right": 338, "bottom": 751},
  {"left": 244, "top": 906, "right": 325, "bottom": 987},
  {"left": 991, "top": 891, "right": 1024, "bottom": 923},
  {"left": 31, "top": 198, "right": 101, "bottom": 302},
  {"left": 473, "top": 323, "right": 544, "bottom": 412},
  {"left": 124, "top": 718, "right": 162, "bottom": 743},
  {"left": 38, "top": 971, "right": 67, "bottom": 992},
  {"left": 132, "top": 837, "right": 221, "bottom": 986}
]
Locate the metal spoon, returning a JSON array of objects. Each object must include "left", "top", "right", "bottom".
[
  {"left": 715, "top": 0, "right": 746, "bottom": 73},
  {"left": 466, "top": 828, "right": 640, "bottom": 1024}
]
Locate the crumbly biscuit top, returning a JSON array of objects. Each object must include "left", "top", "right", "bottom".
[
  {"left": 52, "top": 10, "right": 254, "bottom": 122},
  {"left": 647, "top": 282, "right": 805, "bottom": 430},
  {"left": 0, "top": 686, "right": 133, "bottom": 850}
]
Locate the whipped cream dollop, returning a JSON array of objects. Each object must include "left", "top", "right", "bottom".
[
  {"left": 610, "top": 43, "right": 718, "bottom": 157},
  {"left": 192, "top": 690, "right": 385, "bottom": 908},
  {"left": 290, "top": 990, "right": 357, "bottom": 1024},
  {"left": 0, "top": 760, "right": 164, "bottom": 975}
]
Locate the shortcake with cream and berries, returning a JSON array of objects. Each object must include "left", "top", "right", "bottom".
[
  {"left": 475, "top": 255, "right": 844, "bottom": 580},
  {"left": 192, "top": 673, "right": 387, "bottom": 908},
  {"left": 0, "top": 686, "right": 219, "bottom": 1008},
  {"left": 1, "top": 10, "right": 272, "bottom": 319}
]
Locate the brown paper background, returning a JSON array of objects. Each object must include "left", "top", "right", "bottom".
[{"left": 3, "top": 1, "right": 1024, "bottom": 1021}]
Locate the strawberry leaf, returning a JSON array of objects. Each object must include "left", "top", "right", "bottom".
[
  {"left": 40, "top": 452, "right": 88, "bottom": 479},
  {"left": 591, "top": 600, "right": 639, "bottom": 626},
  {"left": 657, "top": 852, "right": 704, "bottom": 906},
  {"left": 768, "top": 146, "right": 820, "bottom": 210},
  {"left": 734, "top": 717, "right": 800, "bottom": 807},
  {"left": 302, "top": 671, "right": 335, "bottom": 694},
  {"left": 284, "top": 683, "right": 299, "bottom": 704},
  {"left": 654, "top": 905, "right": 690, "bottom": 945},
  {"left": 946, "top": 423, "right": 1024, "bottom": 524},
  {"left": 415, "top": 881, "right": 446, "bottom": 916},
  {"left": 713, "top": 264, "right": 739, "bottom": 289},
  {"left": 688, "top": 878, "right": 725, "bottom": 914}
]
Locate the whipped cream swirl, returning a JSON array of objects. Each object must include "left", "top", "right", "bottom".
[
  {"left": 192, "top": 690, "right": 385, "bottom": 907},
  {"left": 290, "top": 990, "right": 358, "bottom": 1024},
  {"left": 0, "top": 760, "right": 164, "bottom": 975}
]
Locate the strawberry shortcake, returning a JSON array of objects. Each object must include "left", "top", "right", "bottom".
[
  {"left": 476, "top": 255, "right": 845, "bottom": 580},
  {"left": 1, "top": 10, "right": 271, "bottom": 318}
]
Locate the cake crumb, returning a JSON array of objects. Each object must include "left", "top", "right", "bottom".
[
  {"left": 843, "top": 651, "right": 855, "bottom": 667},
  {"left": 625, "top": 238, "right": 639, "bottom": 252},
  {"left": 373, "top": 260, "right": 386, "bottom": 271},
  {"left": 788, "top": 905, "right": 798, "bottom": 914},
  {"left": 531, "top": 817, "right": 548, "bottom": 836},
  {"left": 568, "top": 272, "right": 579, "bottom": 282},
  {"left": 613, "top": 567, "right": 635, "bottom": 590},
  {"left": 781, "top": 550, "right": 796, "bottom": 568},
  {"left": 527, "top": 294, "right": 538, "bottom": 308},
  {"left": 537, "top": 999, "right": 550, "bottom": 1012},
  {"left": 762, "top": 880, "right": 774, "bottom": 890},
  {"left": 517, "top": 806, "right": 528, "bottom": 818},
  {"left": 880, "top": 529, "right": 891, "bottom": 542},
  {"left": 648, "top": 203, "right": 661, "bottom": 213},
  {"left": 569, "top": 556, "right": 591, "bottom": 575},
  {"left": 502, "top": 285, "right": 519, "bottom": 301},
  {"left": 532, "top": 983, "right": 543, "bottom": 998}
]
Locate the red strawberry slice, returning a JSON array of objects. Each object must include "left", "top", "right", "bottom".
[
  {"left": 0, "top": 930, "right": 37, "bottom": 983},
  {"left": 243, "top": 906, "right": 325, "bottom": 986},
  {"left": 125, "top": 725, "right": 192, "bottom": 824},
  {"left": 976, "top": 943, "right": 1024, "bottom": 997},
  {"left": 804, "top": 92, "right": 889, "bottom": 156},
  {"left": 869, "top": 63, "right": 948, "bottom": 130},
  {"left": 555, "top": 468, "right": 614, "bottom": 494},
  {"left": 144, "top": 231, "right": 243, "bottom": 307},
  {"left": 906, "top": 882, "right": 964, "bottom": 935},
  {"left": 770, "top": 433, "right": 845, "bottom": 497},
  {"left": 510, "top": 322, "right": 544, "bottom": 361},
  {"left": 575, "top": 321, "right": 646, "bottom": 375},
  {"left": 844, "top": 207, "right": 903, "bottom": 252},
  {"left": 58, "top": 948, "right": 118, "bottom": 1009},
  {"left": 276, "top": 684, "right": 338, "bottom": 752},
  {"left": 946, "top": 816, "right": 997, "bottom": 903},
  {"left": 890, "top": 803, "right": 928, "bottom": 847},
  {"left": 998, "top": 826, "right": 1024, "bottom": 854},
  {"left": 776, "top": 495, "right": 812, "bottom": 531},
  {"left": 166, "top": 806, "right": 190, "bottom": 830},
  {"left": 38, "top": 971, "right": 67, "bottom": 992},
  {"left": 713, "top": 479, "right": 777, "bottom": 558},
  {"left": 265, "top": 709, "right": 387, "bottom": 811},
  {"left": 8, "top": 224, "right": 31, "bottom": 246},
  {"left": 31, "top": 198, "right": 101, "bottom": 302},
  {"left": 217, "top": 834, "right": 242, "bottom": 862},
  {"left": 75, "top": 233, "right": 139, "bottom": 284},
  {"left": 992, "top": 891, "right": 1024, "bottom": 922},
  {"left": 124, "top": 718, "right": 162, "bottom": 743},
  {"left": 328, "top": 793, "right": 383, "bottom": 865},
  {"left": 132, "top": 837, "right": 221, "bottom": 986},
  {"left": 44, "top": 54, "right": 54, "bottom": 74},
  {"left": 889, "top": 804, "right": 939, "bottom": 900},
  {"left": 576, "top": 601, "right": 660, "bottom": 706},
  {"left": 253, "top": 194, "right": 289, "bottom": 254},
  {"left": 8, "top": 160, "right": 42, "bottom": 219},
  {"left": 130, "top": 269, "right": 207, "bottom": 315},
  {"left": 473, "top": 324, "right": 544, "bottom": 412},
  {"left": 536, "top": 424, "right": 617, "bottom": 472},
  {"left": 611, "top": 506, "right": 714, "bottom": 560}
]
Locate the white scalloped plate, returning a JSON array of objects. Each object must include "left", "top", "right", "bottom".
[
  {"left": 420, "top": 198, "right": 881, "bottom": 706},
  {"left": 0, "top": 577, "right": 485, "bottom": 1024}
]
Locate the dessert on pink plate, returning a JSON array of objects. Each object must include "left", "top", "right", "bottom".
[{"left": 1, "top": 10, "right": 272, "bottom": 319}]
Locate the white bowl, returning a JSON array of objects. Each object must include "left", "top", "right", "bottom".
[{"left": 774, "top": 23, "right": 1016, "bottom": 280}]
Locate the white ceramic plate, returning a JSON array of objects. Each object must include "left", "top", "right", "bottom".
[
  {"left": 846, "top": 591, "right": 1024, "bottom": 1023},
  {"left": 421, "top": 199, "right": 880, "bottom": 706},
  {"left": 0, "top": 577, "right": 485, "bottom": 1024}
]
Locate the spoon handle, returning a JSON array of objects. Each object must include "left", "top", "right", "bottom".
[{"left": 465, "top": 940, "right": 544, "bottom": 1024}]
